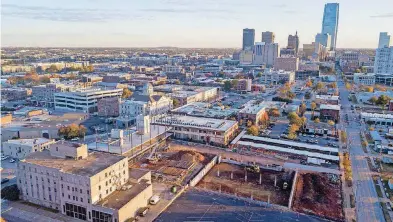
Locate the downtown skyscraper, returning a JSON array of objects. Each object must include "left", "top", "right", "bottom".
[
  {"left": 321, "top": 3, "right": 339, "bottom": 50},
  {"left": 242, "top": 28, "right": 255, "bottom": 50}
]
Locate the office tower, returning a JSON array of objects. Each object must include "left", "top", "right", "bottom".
[
  {"left": 287, "top": 32, "right": 300, "bottom": 54},
  {"left": 374, "top": 47, "right": 393, "bottom": 74},
  {"left": 379, "top": 32, "right": 391, "bottom": 48},
  {"left": 253, "top": 42, "right": 279, "bottom": 67},
  {"left": 243, "top": 28, "right": 255, "bottom": 50},
  {"left": 315, "top": 33, "right": 331, "bottom": 49},
  {"left": 321, "top": 3, "right": 339, "bottom": 50},
  {"left": 262, "top": 31, "right": 275, "bottom": 44}
]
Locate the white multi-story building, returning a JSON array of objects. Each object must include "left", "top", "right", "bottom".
[
  {"left": 353, "top": 73, "right": 375, "bottom": 85},
  {"left": 2, "top": 138, "right": 55, "bottom": 159},
  {"left": 253, "top": 42, "right": 280, "bottom": 67},
  {"left": 17, "top": 141, "right": 152, "bottom": 222},
  {"left": 153, "top": 115, "right": 238, "bottom": 146},
  {"left": 379, "top": 32, "right": 391, "bottom": 49},
  {"left": 163, "top": 65, "right": 182, "bottom": 73},
  {"left": 260, "top": 69, "right": 295, "bottom": 84},
  {"left": 374, "top": 47, "right": 393, "bottom": 75},
  {"left": 54, "top": 87, "right": 122, "bottom": 113}
]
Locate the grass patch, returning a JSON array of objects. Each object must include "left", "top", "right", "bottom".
[{"left": 20, "top": 201, "right": 59, "bottom": 213}]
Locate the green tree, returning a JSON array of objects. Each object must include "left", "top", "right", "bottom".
[
  {"left": 122, "top": 88, "right": 133, "bottom": 99},
  {"left": 231, "top": 79, "right": 239, "bottom": 88},
  {"left": 224, "top": 81, "right": 232, "bottom": 91},
  {"left": 287, "top": 112, "right": 302, "bottom": 126},
  {"left": 256, "top": 72, "right": 262, "bottom": 77},
  {"left": 247, "top": 125, "right": 259, "bottom": 136},
  {"left": 174, "top": 80, "right": 181, "bottom": 85}
]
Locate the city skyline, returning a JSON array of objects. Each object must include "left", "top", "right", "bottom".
[{"left": 1, "top": 0, "right": 393, "bottom": 48}]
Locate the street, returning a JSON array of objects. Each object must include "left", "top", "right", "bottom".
[{"left": 338, "top": 77, "right": 385, "bottom": 222}]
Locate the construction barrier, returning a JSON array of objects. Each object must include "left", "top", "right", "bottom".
[{"left": 189, "top": 156, "right": 218, "bottom": 187}]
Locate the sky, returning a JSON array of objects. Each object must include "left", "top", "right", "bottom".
[{"left": 1, "top": 0, "right": 393, "bottom": 48}]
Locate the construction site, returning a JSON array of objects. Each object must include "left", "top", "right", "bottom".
[
  {"left": 196, "top": 162, "right": 294, "bottom": 206},
  {"left": 292, "top": 173, "right": 344, "bottom": 221},
  {"left": 130, "top": 145, "right": 215, "bottom": 186}
]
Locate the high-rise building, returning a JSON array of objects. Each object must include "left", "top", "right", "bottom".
[
  {"left": 253, "top": 42, "right": 279, "bottom": 67},
  {"left": 321, "top": 3, "right": 339, "bottom": 50},
  {"left": 379, "top": 32, "right": 391, "bottom": 48},
  {"left": 287, "top": 32, "right": 299, "bottom": 54},
  {"left": 262, "top": 31, "right": 275, "bottom": 44},
  {"left": 374, "top": 47, "right": 393, "bottom": 74},
  {"left": 243, "top": 28, "right": 255, "bottom": 50},
  {"left": 315, "top": 33, "right": 331, "bottom": 49}
]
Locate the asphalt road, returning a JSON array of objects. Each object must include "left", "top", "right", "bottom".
[
  {"left": 338, "top": 77, "right": 385, "bottom": 222},
  {"left": 155, "top": 189, "right": 327, "bottom": 222}
]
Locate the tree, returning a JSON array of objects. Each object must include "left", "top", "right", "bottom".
[
  {"left": 174, "top": 80, "right": 181, "bottom": 85},
  {"left": 79, "top": 125, "right": 87, "bottom": 138},
  {"left": 247, "top": 125, "right": 259, "bottom": 136},
  {"left": 46, "top": 64, "right": 59, "bottom": 73},
  {"left": 224, "top": 81, "right": 232, "bottom": 91},
  {"left": 231, "top": 79, "right": 239, "bottom": 88},
  {"left": 40, "top": 76, "right": 50, "bottom": 83},
  {"left": 58, "top": 124, "right": 87, "bottom": 139},
  {"left": 375, "top": 85, "right": 387, "bottom": 92},
  {"left": 256, "top": 72, "right": 262, "bottom": 77},
  {"left": 314, "top": 118, "right": 320, "bottom": 123},
  {"left": 286, "top": 91, "right": 296, "bottom": 99},
  {"left": 311, "top": 101, "right": 317, "bottom": 118},
  {"left": 355, "top": 68, "right": 361, "bottom": 73},
  {"left": 287, "top": 112, "right": 303, "bottom": 126},
  {"left": 305, "top": 79, "right": 313, "bottom": 87},
  {"left": 314, "top": 82, "right": 324, "bottom": 91},
  {"left": 1, "top": 185, "right": 19, "bottom": 201},
  {"left": 327, "top": 120, "right": 335, "bottom": 126},
  {"left": 376, "top": 95, "right": 390, "bottom": 109},
  {"left": 328, "top": 82, "right": 337, "bottom": 89},
  {"left": 268, "top": 108, "right": 280, "bottom": 118},
  {"left": 340, "top": 131, "right": 347, "bottom": 143},
  {"left": 345, "top": 83, "right": 352, "bottom": 90},
  {"left": 122, "top": 88, "right": 133, "bottom": 99},
  {"left": 368, "top": 96, "right": 378, "bottom": 105},
  {"left": 365, "top": 86, "right": 374, "bottom": 93},
  {"left": 173, "top": 98, "right": 180, "bottom": 107},
  {"left": 299, "top": 103, "right": 307, "bottom": 116}
]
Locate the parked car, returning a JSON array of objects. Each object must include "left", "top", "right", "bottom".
[
  {"left": 149, "top": 195, "right": 160, "bottom": 205},
  {"left": 1, "top": 156, "right": 9, "bottom": 161},
  {"left": 9, "top": 158, "right": 16, "bottom": 163},
  {"left": 138, "top": 207, "right": 149, "bottom": 217},
  {"left": 1, "top": 178, "right": 9, "bottom": 184}
]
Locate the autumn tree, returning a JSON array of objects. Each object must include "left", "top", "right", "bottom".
[
  {"left": 375, "top": 85, "right": 387, "bottom": 92},
  {"left": 314, "top": 118, "right": 320, "bottom": 123},
  {"left": 376, "top": 95, "right": 390, "bottom": 109},
  {"left": 46, "top": 64, "right": 59, "bottom": 73},
  {"left": 268, "top": 108, "right": 280, "bottom": 118},
  {"left": 364, "top": 86, "right": 374, "bottom": 93},
  {"left": 327, "top": 120, "right": 335, "bottom": 126},
  {"left": 299, "top": 103, "right": 307, "bottom": 116},
  {"left": 247, "top": 125, "right": 259, "bottom": 136},
  {"left": 122, "top": 88, "right": 133, "bottom": 99},
  {"left": 314, "top": 82, "right": 324, "bottom": 91},
  {"left": 173, "top": 98, "right": 180, "bottom": 107},
  {"left": 58, "top": 124, "right": 87, "bottom": 139},
  {"left": 311, "top": 101, "right": 317, "bottom": 118},
  {"left": 305, "top": 79, "right": 313, "bottom": 87}
]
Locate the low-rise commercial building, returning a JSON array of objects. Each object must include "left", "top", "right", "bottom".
[
  {"left": 260, "top": 69, "right": 295, "bottom": 84},
  {"left": 2, "top": 138, "right": 55, "bottom": 159},
  {"left": 295, "top": 70, "right": 320, "bottom": 80},
  {"left": 1, "top": 114, "right": 12, "bottom": 126},
  {"left": 17, "top": 141, "right": 152, "bottom": 222},
  {"left": 353, "top": 73, "right": 375, "bottom": 85},
  {"left": 1, "top": 88, "right": 32, "bottom": 101},
  {"left": 238, "top": 101, "right": 268, "bottom": 126},
  {"left": 54, "top": 88, "right": 122, "bottom": 113},
  {"left": 319, "top": 104, "right": 340, "bottom": 122},
  {"left": 153, "top": 115, "right": 239, "bottom": 146},
  {"left": 273, "top": 57, "right": 299, "bottom": 71}
]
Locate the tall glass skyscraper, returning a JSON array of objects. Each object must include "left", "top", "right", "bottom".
[
  {"left": 321, "top": 3, "right": 339, "bottom": 50},
  {"left": 242, "top": 28, "right": 255, "bottom": 50}
]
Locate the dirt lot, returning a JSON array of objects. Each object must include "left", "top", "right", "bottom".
[
  {"left": 292, "top": 173, "right": 344, "bottom": 221},
  {"left": 131, "top": 149, "right": 215, "bottom": 186},
  {"left": 197, "top": 163, "right": 293, "bottom": 206}
]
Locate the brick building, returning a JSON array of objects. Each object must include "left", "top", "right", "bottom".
[
  {"left": 97, "top": 97, "right": 120, "bottom": 117},
  {"left": 319, "top": 104, "right": 340, "bottom": 122}
]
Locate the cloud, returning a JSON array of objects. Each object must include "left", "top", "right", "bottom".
[
  {"left": 141, "top": 8, "right": 232, "bottom": 14},
  {"left": 1, "top": 3, "right": 140, "bottom": 22},
  {"left": 370, "top": 13, "right": 393, "bottom": 18}
]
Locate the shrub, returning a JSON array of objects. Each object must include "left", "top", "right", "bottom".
[{"left": 1, "top": 184, "right": 20, "bottom": 201}]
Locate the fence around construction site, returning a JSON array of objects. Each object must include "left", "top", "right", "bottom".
[
  {"left": 288, "top": 170, "right": 299, "bottom": 209},
  {"left": 189, "top": 155, "right": 219, "bottom": 187}
]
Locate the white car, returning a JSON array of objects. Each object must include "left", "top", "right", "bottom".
[
  {"left": 9, "top": 158, "right": 16, "bottom": 163},
  {"left": 1, "top": 156, "right": 9, "bottom": 161}
]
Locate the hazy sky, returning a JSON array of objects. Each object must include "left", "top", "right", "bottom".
[{"left": 1, "top": 0, "right": 393, "bottom": 48}]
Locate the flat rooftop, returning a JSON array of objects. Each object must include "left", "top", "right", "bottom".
[
  {"left": 171, "top": 102, "right": 238, "bottom": 119},
  {"left": 320, "top": 104, "right": 340, "bottom": 111},
  {"left": 96, "top": 180, "right": 151, "bottom": 210},
  {"left": 153, "top": 115, "right": 237, "bottom": 131},
  {"left": 4, "top": 138, "right": 53, "bottom": 146},
  {"left": 23, "top": 150, "right": 126, "bottom": 177}
]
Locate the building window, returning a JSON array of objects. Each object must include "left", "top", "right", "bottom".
[
  {"left": 68, "top": 195, "right": 70, "bottom": 199},
  {"left": 87, "top": 190, "right": 89, "bottom": 195},
  {"left": 73, "top": 196, "right": 75, "bottom": 200},
  {"left": 92, "top": 210, "right": 112, "bottom": 222},
  {"left": 72, "top": 187, "right": 74, "bottom": 192},
  {"left": 81, "top": 198, "right": 83, "bottom": 203},
  {"left": 98, "top": 186, "right": 101, "bottom": 190},
  {"left": 105, "top": 173, "right": 107, "bottom": 178},
  {"left": 65, "top": 203, "right": 86, "bottom": 221},
  {"left": 106, "top": 189, "right": 108, "bottom": 194},
  {"left": 80, "top": 189, "right": 82, "bottom": 194},
  {"left": 68, "top": 186, "right": 70, "bottom": 190},
  {"left": 62, "top": 193, "right": 64, "bottom": 197}
]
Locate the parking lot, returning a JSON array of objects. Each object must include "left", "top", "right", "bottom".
[
  {"left": 1, "top": 158, "right": 18, "bottom": 188},
  {"left": 155, "top": 189, "right": 327, "bottom": 222}
]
